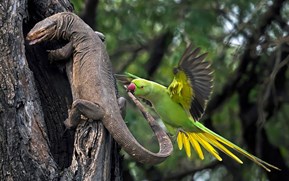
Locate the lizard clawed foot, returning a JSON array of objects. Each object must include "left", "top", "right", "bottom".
[
  {"left": 118, "top": 97, "right": 126, "bottom": 119},
  {"left": 95, "top": 31, "right": 105, "bottom": 42},
  {"left": 63, "top": 118, "right": 75, "bottom": 129},
  {"left": 64, "top": 116, "right": 88, "bottom": 129}
]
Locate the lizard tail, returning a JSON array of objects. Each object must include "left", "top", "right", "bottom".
[{"left": 177, "top": 122, "right": 280, "bottom": 172}]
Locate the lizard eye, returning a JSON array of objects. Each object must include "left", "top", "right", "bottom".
[{"left": 140, "top": 86, "right": 144, "bottom": 89}]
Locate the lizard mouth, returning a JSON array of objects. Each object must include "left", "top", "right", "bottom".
[
  {"left": 28, "top": 33, "right": 49, "bottom": 45},
  {"left": 26, "top": 23, "right": 57, "bottom": 45}
]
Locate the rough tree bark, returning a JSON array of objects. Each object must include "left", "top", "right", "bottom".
[{"left": 0, "top": 0, "right": 121, "bottom": 180}]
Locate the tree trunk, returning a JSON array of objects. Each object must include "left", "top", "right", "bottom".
[{"left": 0, "top": 0, "right": 121, "bottom": 180}]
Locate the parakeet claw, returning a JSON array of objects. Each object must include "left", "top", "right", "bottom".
[{"left": 177, "top": 128, "right": 187, "bottom": 136}]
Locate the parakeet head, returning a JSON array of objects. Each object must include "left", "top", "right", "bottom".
[{"left": 127, "top": 79, "right": 153, "bottom": 98}]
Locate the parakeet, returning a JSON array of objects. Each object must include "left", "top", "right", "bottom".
[{"left": 124, "top": 44, "right": 280, "bottom": 172}]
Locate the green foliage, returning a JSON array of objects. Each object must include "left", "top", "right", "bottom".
[
  {"left": 266, "top": 103, "right": 289, "bottom": 166},
  {"left": 71, "top": 0, "right": 289, "bottom": 180},
  {"left": 71, "top": 0, "right": 84, "bottom": 13}
]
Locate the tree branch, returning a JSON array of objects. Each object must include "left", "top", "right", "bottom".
[
  {"left": 80, "top": 0, "right": 99, "bottom": 29},
  {"left": 145, "top": 31, "right": 173, "bottom": 78},
  {"left": 205, "top": 0, "right": 287, "bottom": 117}
]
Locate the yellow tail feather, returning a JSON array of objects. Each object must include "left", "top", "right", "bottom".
[
  {"left": 201, "top": 132, "right": 243, "bottom": 164},
  {"left": 188, "top": 133, "right": 204, "bottom": 160},
  {"left": 205, "top": 130, "right": 280, "bottom": 172},
  {"left": 177, "top": 132, "right": 191, "bottom": 157},
  {"left": 194, "top": 133, "right": 222, "bottom": 161},
  {"left": 177, "top": 132, "right": 183, "bottom": 150},
  {"left": 176, "top": 129, "right": 280, "bottom": 172},
  {"left": 183, "top": 134, "right": 191, "bottom": 158}
]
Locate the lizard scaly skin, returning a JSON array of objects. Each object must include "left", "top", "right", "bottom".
[{"left": 26, "top": 12, "right": 173, "bottom": 164}]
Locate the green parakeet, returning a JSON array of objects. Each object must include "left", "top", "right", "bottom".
[{"left": 125, "top": 44, "right": 279, "bottom": 172}]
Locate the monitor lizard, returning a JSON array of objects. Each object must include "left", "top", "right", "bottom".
[{"left": 26, "top": 12, "right": 173, "bottom": 164}]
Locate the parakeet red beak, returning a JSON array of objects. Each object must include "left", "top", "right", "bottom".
[{"left": 127, "top": 83, "right": 136, "bottom": 93}]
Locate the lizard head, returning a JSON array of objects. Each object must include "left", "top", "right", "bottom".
[{"left": 26, "top": 18, "right": 57, "bottom": 45}]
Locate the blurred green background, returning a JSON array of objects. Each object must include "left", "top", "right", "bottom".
[{"left": 71, "top": 0, "right": 289, "bottom": 180}]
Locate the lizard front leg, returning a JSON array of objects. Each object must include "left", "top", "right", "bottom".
[
  {"left": 64, "top": 99, "right": 105, "bottom": 129},
  {"left": 47, "top": 42, "right": 74, "bottom": 85},
  {"left": 47, "top": 31, "right": 105, "bottom": 62},
  {"left": 48, "top": 42, "right": 73, "bottom": 62}
]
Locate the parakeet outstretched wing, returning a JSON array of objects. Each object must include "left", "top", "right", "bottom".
[{"left": 168, "top": 44, "right": 213, "bottom": 121}]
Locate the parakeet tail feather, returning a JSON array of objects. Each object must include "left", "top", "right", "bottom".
[{"left": 177, "top": 122, "right": 280, "bottom": 172}]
